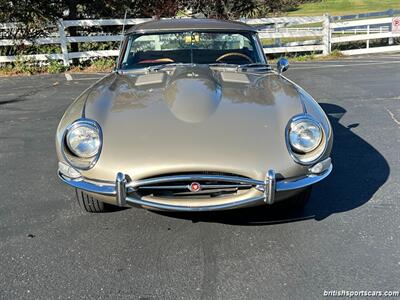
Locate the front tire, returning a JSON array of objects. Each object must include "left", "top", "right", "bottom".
[{"left": 75, "top": 189, "right": 110, "bottom": 213}]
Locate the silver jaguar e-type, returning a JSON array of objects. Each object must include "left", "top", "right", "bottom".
[{"left": 56, "top": 18, "right": 333, "bottom": 212}]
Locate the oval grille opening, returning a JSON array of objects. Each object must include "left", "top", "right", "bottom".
[{"left": 133, "top": 172, "right": 256, "bottom": 200}]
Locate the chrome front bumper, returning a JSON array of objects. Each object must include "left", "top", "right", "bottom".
[{"left": 58, "top": 158, "right": 332, "bottom": 212}]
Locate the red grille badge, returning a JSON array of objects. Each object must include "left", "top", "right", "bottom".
[{"left": 189, "top": 182, "right": 201, "bottom": 192}]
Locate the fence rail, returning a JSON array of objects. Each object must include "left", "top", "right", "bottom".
[
  {"left": 330, "top": 15, "right": 400, "bottom": 55},
  {"left": 1, "top": 11, "right": 400, "bottom": 65}
]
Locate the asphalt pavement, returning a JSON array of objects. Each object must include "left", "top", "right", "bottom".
[{"left": 0, "top": 54, "right": 399, "bottom": 299}]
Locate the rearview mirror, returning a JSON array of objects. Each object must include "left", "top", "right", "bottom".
[{"left": 277, "top": 57, "right": 289, "bottom": 74}]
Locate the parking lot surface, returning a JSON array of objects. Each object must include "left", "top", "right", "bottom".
[{"left": 0, "top": 54, "right": 399, "bottom": 299}]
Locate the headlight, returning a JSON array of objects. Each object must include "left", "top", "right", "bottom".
[
  {"left": 66, "top": 120, "right": 101, "bottom": 158},
  {"left": 289, "top": 118, "right": 322, "bottom": 153}
]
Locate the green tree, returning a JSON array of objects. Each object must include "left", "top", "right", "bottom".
[
  {"left": 0, "top": 0, "right": 60, "bottom": 55},
  {"left": 185, "top": 0, "right": 312, "bottom": 19},
  {"left": 0, "top": 0, "right": 310, "bottom": 59}
]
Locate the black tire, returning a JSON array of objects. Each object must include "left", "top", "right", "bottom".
[
  {"left": 75, "top": 189, "right": 110, "bottom": 213},
  {"left": 281, "top": 186, "right": 312, "bottom": 210}
]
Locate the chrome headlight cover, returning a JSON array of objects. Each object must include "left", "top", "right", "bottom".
[
  {"left": 289, "top": 118, "right": 322, "bottom": 153},
  {"left": 66, "top": 122, "right": 101, "bottom": 158},
  {"left": 286, "top": 115, "right": 327, "bottom": 165},
  {"left": 62, "top": 119, "right": 102, "bottom": 170}
]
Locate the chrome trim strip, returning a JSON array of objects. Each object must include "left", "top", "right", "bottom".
[
  {"left": 137, "top": 184, "right": 252, "bottom": 190},
  {"left": 202, "top": 184, "right": 252, "bottom": 189},
  {"left": 280, "top": 75, "right": 308, "bottom": 114},
  {"left": 127, "top": 174, "right": 263, "bottom": 189},
  {"left": 263, "top": 172, "right": 268, "bottom": 202},
  {"left": 58, "top": 173, "right": 116, "bottom": 196},
  {"left": 116, "top": 172, "right": 127, "bottom": 206},
  {"left": 171, "top": 188, "right": 239, "bottom": 195},
  {"left": 265, "top": 170, "right": 276, "bottom": 205},
  {"left": 299, "top": 92, "right": 308, "bottom": 114},
  {"left": 124, "top": 195, "right": 266, "bottom": 212},
  {"left": 58, "top": 160, "right": 332, "bottom": 211},
  {"left": 276, "top": 164, "right": 332, "bottom": 192},
  {"left": 138, "top": 185, "right": 192, "bottom": 190}
]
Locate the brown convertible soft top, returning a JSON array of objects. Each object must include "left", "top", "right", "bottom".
[{"left": 126, "top": 18, "right": 257, "bottom": 34}]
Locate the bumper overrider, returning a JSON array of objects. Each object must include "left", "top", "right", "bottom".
[{"left": 58, "top": 158, "right": 332, "bottom": 212}]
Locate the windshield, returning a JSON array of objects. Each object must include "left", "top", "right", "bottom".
[{"left": 120, "top": 31, "right": 265, "bottom": 70}]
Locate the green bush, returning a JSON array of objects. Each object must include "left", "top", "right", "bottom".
[
  {"left": 292, "top": 53, "right": 316, "bottom": 62},
  {"left": 0, "top": 64, "right": 14, "bottom": 76},
  {"left": 13, "top": 57, "right": 39, "bottom": 74},
  {"left": 329, "top": 49, "right": 343, "bottom": 58},
  {"left": 89, "top": 58, "right": 116, "bottom": 71},
  {"left": 47, "top": 60, "right": 67, "bottom": 73}
]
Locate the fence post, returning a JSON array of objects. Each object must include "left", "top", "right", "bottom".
[
  {"left": 57, "top": 19, "right": 70, "bottom": 66},
  {"left": 275, "top": 23, "right": 281, "bottom": 47},
  {"left": 322, "top": 15, "right": 331, "bottom": 55},
  {"left": 366, "top": 25, "right": 370, "bottom": 48},
  {"left": 388, "top": 9, "right": 394, "bottom": 45}
]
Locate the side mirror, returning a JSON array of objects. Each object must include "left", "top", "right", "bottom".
[{"left": 277, "top": 57, "right": 289, "bottom": 73}]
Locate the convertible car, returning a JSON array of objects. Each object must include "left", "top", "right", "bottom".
[{"left": 56, "top": 18, "right": 333, "bottom": 212}]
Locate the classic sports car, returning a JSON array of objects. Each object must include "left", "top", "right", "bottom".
[{"left": 56, "top": 19, "right": 333, "bottom": 213}]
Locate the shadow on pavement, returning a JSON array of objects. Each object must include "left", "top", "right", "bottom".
[{"left": 154, "top": 103, "right": 390, "bottom": 225}]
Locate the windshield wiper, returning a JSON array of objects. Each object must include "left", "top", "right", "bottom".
[
  {"left": 147, "top": 62, "right": 191, "bottom": 72},
  {"left": 238, "top": 63, "right": 271, "bottom": 70},
  {"left": 209, "top": 62, "right": 271, "bottom": 72},
  {"left": 145, "top": 62, "right": 271, "bottom": 72},
  {"left": 208, "top": 62, "right": 239, "bottom": 68}
]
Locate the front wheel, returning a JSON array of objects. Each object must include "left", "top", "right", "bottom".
[{"left": 75, "top": 189, "right": 113, "bottom": 213}]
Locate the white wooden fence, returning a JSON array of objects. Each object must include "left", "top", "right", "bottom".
[
  {"left": 330, "top": 17, "right": 400, "bottom": 55},
  {"left": 0, "top": 13, "right": 399, "bottom": 66},
  {"left": 242, "top": 16, "right": 330, "bottom": 55},
  {"left": 0, "top": 18, "right": 151, "bottom": 65}
]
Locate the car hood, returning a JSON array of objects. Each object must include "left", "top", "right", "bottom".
[{"left": 83, "top": 65, "right": 306, "bottom": 181}]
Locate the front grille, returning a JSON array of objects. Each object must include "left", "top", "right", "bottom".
[{"left": 130, "top": 172, "right": 259, "bottom": 200}]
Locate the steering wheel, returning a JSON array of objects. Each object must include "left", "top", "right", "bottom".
[
  {"left": 138, "top": 58, "right": 174, "bottom": 64},
  {"left": 216, "top": 52, "right": 253, "bottom": 63}
]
